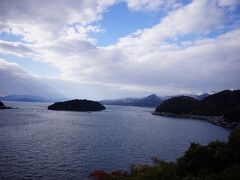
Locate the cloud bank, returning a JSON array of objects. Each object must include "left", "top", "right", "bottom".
[
  {"left": 0, "top": 0, "right": 240, "bottom": 98},
  {"left": 0, "top": 59, "right": 62, "bottom": 98}
]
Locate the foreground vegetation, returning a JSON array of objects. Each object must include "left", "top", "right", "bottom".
[{"left": 91, "top": 129, "right": 240, "bottom": 180}]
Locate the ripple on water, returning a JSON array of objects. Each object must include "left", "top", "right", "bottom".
[{"left": 0, "top": 102, "right": 230, "bottom": 179}]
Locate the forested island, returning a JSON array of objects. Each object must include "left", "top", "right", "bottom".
[
  {"left": 153, "top": 90, "right": 240, "bottom": 129},
  {"left": 48, "top": 99, "right": 106, "bottom": 112}
]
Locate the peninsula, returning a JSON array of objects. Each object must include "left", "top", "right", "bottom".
[{"left": 153, "top": 90, "right": 240, "bottom": 129}]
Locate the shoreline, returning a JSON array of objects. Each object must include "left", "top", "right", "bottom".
[{"left": 152, "top": 111, "right": 240, "bottom": 129}]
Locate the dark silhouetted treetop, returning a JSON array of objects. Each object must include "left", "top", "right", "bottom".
[
  {"left": 155, "top": 96, "right": 199, "bottom": 114},
  {"left": 191, "top": 90, "right": 240, "bottom": 116},
  {"left": 0, "top": 101, "right": 11, "bottom": 109},
  {"left": 48, "top": 99, "right": 105, "bottom": 112}
]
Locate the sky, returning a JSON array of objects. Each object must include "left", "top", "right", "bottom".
[{"left": 0, "top": 0, "right": 240, "bottom": 100}]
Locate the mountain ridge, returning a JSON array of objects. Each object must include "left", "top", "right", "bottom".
[
  {"left": 101, "top": 94, "right": 162, "bottom": 108},
  {"left": 101, "top": 93, "right": 209, "bottom": 108},
  {"left": 0, "top": 94, "right": 66, "bottom": 102}
]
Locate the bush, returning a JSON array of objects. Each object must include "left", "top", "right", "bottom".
[{"left": 228, "top": 129, "right": 240, "bottom": 151}]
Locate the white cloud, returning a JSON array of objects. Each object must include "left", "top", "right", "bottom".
[
  {"left": 123, "top": 0, "right": 179, "bottom": 11},
  {"left": 117, "top": 0, "right": 225, "bottom": 48},
  {"left": 0, "top": 40, "right": 38, "bottom": 58},
  {"left": 0, "top": 0, "right": 116, "bottom": 43},
  {"left": 39, "top": 28, "right": 240, "bottom": 95},
  {"left": 218, "top": 0, "right": 240, "bottom": 6},
  {"left": 0, "top": 0, "right": 176, "bottom": 43}
]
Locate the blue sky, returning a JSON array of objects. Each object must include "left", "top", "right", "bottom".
[
  {"left": 0, "top": 32, "right": 23, "bottom": 42},
  {"left": 0, "top": 53, "right": 60, "bottom": 77},
  {"left": 94, "top": 2, "right": 166, "bottom": 46},
  {"left": 0, "top": 0, "right": 240, "bottom": 99}
]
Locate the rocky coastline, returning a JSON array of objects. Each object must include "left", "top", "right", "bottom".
[{"left": 152, "top": 111, "right": 240, "bottom": 129}]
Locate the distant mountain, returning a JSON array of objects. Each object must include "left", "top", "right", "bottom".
[
  {"left": 100, "top": 93, "right": 209, "bottom": 108},
  {"left": 155, "top": 90, "right": 240, "bottom": 124},
  {"left": 133, "top": 94, "right": 162, "bottom": 107},
  {"left": 155, "top": 96, "right": 199, "bottom": 114},
  {"left": 101, "top": 94, "right": 162, "bottom": 108},
  {"left": 0, "top": 95, "right": 65, "bottom": 102}
]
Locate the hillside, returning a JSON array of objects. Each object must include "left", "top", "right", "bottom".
[
  {"left": 155, "top": 90, "right": 240, "bottom": 124},
  {"left": 155, "top": 96, "right": 199, "bottom": 114},
  {"left": 191, "top": 90, "right": 240, "bottom": 117}
]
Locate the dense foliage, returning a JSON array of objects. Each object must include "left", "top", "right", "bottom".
[
  {"left": 191, "top": 90, "right": 240, "bottom": 117},
  {"left": 91, "top": 130, "right": 240, "bottom": 180},
  {"left": 48, "top": 99, "right": 106, "bottom": 111},
  {"left": 155, "top": 96, "right": 199, "bottom": 114},
  {"left": 155, "top": 90, "right": 240, "bottom": 123}
]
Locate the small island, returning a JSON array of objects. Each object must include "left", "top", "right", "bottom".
[
  {"left": 48, "top": 99, "right": 106, "bottom": 112},
  {"left": 0, "top": 101, "right": 12, "bottom": 109}
]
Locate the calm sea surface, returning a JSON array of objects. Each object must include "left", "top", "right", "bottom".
[{"left": 0, "top": 101, "right": 230, "bottom": 179}]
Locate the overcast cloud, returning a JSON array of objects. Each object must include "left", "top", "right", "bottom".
[
  {"left": 0, "top": 59, "right": 62, "bottom": 97},
  {"left": 0, "top": 0, "right": 239, "bottom": 99}
]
